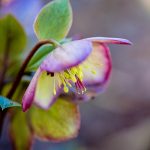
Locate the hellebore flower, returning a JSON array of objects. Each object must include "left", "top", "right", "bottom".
[{"left": 22, "top": 37, "right": 131, "bottom": 112}]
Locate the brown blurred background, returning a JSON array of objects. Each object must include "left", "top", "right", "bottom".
[
  {"left": 69, "top": 0, "right": 150, "bottom": 150},
  {"left": 1, "top": 0, "right": 150, "bottom": 150}
]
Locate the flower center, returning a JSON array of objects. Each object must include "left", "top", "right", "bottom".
[{"left": 52, "top": 66, "right": 87, "bottom": 95}]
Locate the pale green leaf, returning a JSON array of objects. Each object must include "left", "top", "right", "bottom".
[
  {"left": 34, "top": 0, "right": 72, "bottom": 41},
  {"left": 9, "top": 111, "right": 33, "bottom": 150},
  {"left": 0, "top": 96, "right": 21, "bottom": 110},
  {"left": 0, "top": 14, "right": 27, "bottom": 78},
  {"left": 0, "top": 14, "right": 27, "bottom": 59},
  {"left": 30, "top": 97, "right": 80, "bottom": 142},
  {"left": 27, "top": 44, "right": 54, "bottom": 71}
]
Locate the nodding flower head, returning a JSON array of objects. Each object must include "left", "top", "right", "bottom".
[
  {"left": 22, "top": 37, "right": 132, "bottom": 112},
  {"left": 49, "top": 65, "right": 86, "bottom": 95}
]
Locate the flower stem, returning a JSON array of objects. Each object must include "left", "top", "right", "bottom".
[
  {"left": 7, "top": 40, "right": 55, "bottom": 98},
  {"left": 0, "top": 40, "right": 55, "bottom": 137}
]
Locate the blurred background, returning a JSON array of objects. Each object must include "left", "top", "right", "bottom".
[{"left": 0, "top": 0, "right": 150, "bottom": 149}]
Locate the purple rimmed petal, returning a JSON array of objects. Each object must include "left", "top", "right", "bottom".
[
  {"left": 34, "top": 71, "right": 61, "bottom": 109},
  {"left": 81, "top": 43, "right": 111, "bottom": 87},
  {"left": 22, "top": 68, "right": 42, "bottom": 112},
  {"left": 85, "top": 37, "right": 132, "bottom": 45},
  {"left": 69, "top": 43, "right": 111, "bottom": 102},
  {"left": 40, "top": 40, "right": 93, "bottom": 72}
]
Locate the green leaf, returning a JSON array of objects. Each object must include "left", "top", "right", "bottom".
[
  {"left": 27, "top": 44, "right": 55, "bottom": 71},
  {"left": 0, "top": 14, "right": 27, "bottom": 59},
  {"left": 0, "top": 96, "right": 21, "bottom": 110},
  {"left": 34, "top": 0, "right": 72, "bottom": 41},
  {"left": 9, "top": 111, "right": 33, "bottom": 150},
  {"left": 30, "top": 97, "right": 80, "bottom": 142},
  {"left": 0, "top": 14, "right": 27, "bottom": 78}
]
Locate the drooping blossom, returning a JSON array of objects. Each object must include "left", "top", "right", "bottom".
[{"left": 22, "top": 37, "right": 132, "bottom": 112}]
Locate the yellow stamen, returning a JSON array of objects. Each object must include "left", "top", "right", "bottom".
[
  {"left": 59, "top": 73, "right": 67, "bottom": 86},
  {"left": 64, "top": 86, "right": 69, "bottom": 93},
  {"left": 51, "top": 64, "right": 93, "bottom": 95},
  {"left": 66, "top": 81, "right": 72, "bottom": 87},
  {"left": 70, "top": 67, "right": 78, "bottom": 75},
  {"left": 64, "top": 72, "right": 70, "bottom": 79},
  {"left": 56, "top": 74, "right": 61, "bottom": 87},
  {"left": 91, "top": 70, "right": 97, "bottom": 74},
  {"left": 53, "top": 78, "right": 56, "bottom": 95},
  {"left": 67, "top": 70, "right": 77, "bottom": 82}
]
